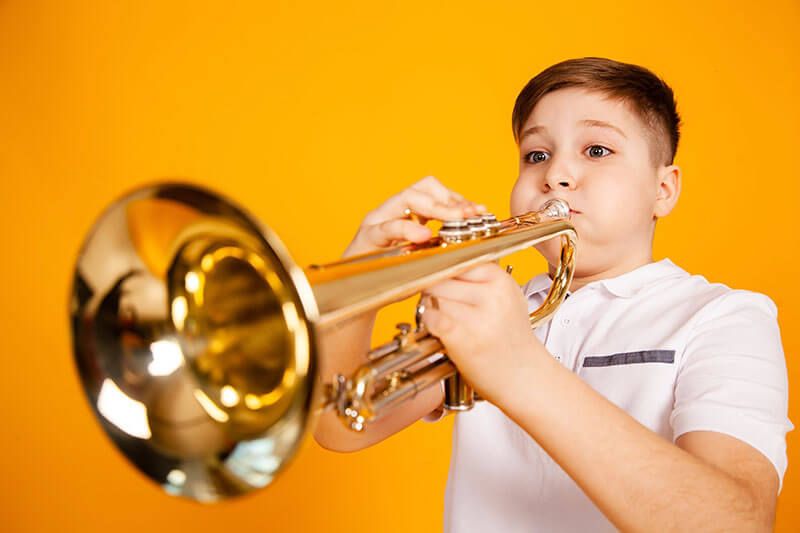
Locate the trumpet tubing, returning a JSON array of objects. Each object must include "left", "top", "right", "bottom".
[{"left": 70, "top": 183, "right": 576, "bottom": 502}]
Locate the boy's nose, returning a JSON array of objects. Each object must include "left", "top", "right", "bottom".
[{"left": 543, "top": 172, "right": 577, "bottom": 191}]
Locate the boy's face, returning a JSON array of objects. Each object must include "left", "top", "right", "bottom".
[{"left": 510, "top": 87, "right": 675, "bottom": 277}]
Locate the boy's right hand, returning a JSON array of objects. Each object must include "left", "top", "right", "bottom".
[{"left": 342, "top": 175, "right": 488, "bottom": 258}]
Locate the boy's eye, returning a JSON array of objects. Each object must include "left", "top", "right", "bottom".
[
  {"left": 525, "top": 151, "right": 550, "bottom": 164},
  {"left": 585, "top": 145, "right": 612, "bottom": 158}
]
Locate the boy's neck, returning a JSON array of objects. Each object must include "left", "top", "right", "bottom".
[{"left": 549, "top": 253, "right": 656, "bottom": 293}]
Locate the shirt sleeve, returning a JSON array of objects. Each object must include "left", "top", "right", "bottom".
[{"left": 670, "top": 290, "right": 793, "bottom": 491}]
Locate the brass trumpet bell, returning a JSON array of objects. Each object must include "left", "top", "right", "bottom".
[
  {"left": 70, "top": 183, "right": 576, "bottom": 502},
  {"left": 71, "top": 184, "right": 320, "bottom": 502}
]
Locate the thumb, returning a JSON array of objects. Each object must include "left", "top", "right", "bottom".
[{"left": 421, "top": 307, "right": 454, "bottom": 338}]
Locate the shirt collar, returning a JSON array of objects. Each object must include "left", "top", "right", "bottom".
[{"left": 523, "top": 258, "right": 688, "bottom": 299}]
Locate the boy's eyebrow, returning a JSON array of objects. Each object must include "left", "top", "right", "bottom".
[
  {"left": 520, "top": 125, "right": 547, "bottom": 140},
  {"left": 579, "top": 119, "right": 627, "bottom": 139},
  {"left": 519, "top": 120, "right": 628, "bottom": 141}
]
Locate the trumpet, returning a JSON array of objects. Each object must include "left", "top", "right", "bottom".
[{"left": 70, "top": 183, "right": 576, "bottom": 502}]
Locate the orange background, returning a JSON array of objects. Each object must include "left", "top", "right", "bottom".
[{"left": 1, "top": 1, "right": 798, "bottom": 531}]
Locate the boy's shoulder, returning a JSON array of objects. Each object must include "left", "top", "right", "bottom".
[
  {"left": 522, "top": 258, "right": 778, "bottom": 322},
  {"left": 639, "top": 259, "right": 778, "bottom": 324}
]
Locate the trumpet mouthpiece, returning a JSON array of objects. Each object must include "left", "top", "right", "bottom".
[{"left": 539, "top": 198, "right": 571, "bottom": 220}]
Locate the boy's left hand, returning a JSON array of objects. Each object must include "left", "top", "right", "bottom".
[{"left": 420, "top": 262, "right": 544, "bottom": 405}]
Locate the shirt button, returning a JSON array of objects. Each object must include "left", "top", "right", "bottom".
[{"left": 561, "top": 318, "right": 571, "bottom": 326}]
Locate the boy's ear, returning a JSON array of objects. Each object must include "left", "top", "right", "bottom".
[{"left": 654, "top": 164, "right": 681, "bottom": 218}]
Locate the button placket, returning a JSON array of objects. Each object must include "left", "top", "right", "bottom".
[
  {"left": 549, "top": 293, "right": 586, "bottom": 371},
  {"left": 546, "top": 305, "right": 569, "bottom": 367},
  {"left": 532, "top": 290, "right": 577, "bottom": 367}
]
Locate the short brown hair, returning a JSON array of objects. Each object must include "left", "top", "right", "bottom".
[{"left": 511, "top": 57, "right": 681, "bottom": 166}]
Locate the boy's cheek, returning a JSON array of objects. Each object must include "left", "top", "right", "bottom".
[
  {"left": 509, "top": 177, "right": 540, "bottom": 216},
  {"left": 509, "top": 193, "right": 525, "bottom": 217}
]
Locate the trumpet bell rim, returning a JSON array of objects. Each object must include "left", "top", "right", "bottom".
[{"left": 70, "top": 182, "right": 320, "bottom": 502}]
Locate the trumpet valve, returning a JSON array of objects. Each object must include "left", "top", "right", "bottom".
[
  {"left": 437, "top": 213, "right": 500, "bottom": 243},
  {"left": 466, "top": 216, "right": 489, "bottom": 237},
  {"left": 438, "top": 219, "right": 471, "bottom": 244},
  {"left": 482, "top": 213, "right": 501, "bottom": 234}
]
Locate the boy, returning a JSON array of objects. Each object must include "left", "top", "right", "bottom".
[{"left": 313, "top": 57, "right": 791, "bottom": 531}]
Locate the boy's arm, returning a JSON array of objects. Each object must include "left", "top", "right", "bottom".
[
  {"left": 420, "top": 263, "right": 781, "bottom": 532},
  {"left": 499, "top": 352, "right": 778, "bottom": 532},
  {"left": 311, "top": 310, "right": 444, "bottom": 452}
]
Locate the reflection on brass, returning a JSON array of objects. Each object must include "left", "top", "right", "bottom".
[{"left": 70, "top": 184, "right": 576, "bottom": 502}]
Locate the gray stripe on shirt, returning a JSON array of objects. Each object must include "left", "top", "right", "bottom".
[{"left": 582, "top": 349, "right": 675, "bottom": 367}]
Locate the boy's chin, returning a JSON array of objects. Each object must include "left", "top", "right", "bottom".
[{"left": 535, "top": 239, "right": 598, "bottom": 279}]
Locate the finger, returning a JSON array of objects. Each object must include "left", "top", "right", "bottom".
[
  {"left": 452, "top": 262, "right": 505, "bottom": 283},
  {"left": 411, "top": 176, "right": 487, "bottom": 215},
  {"left": 401, "top": 207, "right": 432, "bottom": 226},
  {"left": 420, "top": 302, "right": 471, "bottom": 338},
  {"left": 422, "top": 279, "right": 486, "bottom": 306},
  {"left": 386, "top": 188, "right": 473, "bottom": 221},
  {"left": 420, "top": 297, "right": 477, "bottom": 338},
  {"left": 420, "top": 307, "right": 455, "bottom": 338},
  {"left": 411, "top": 176, "right": 463, "bottom": 204},
  {"left": 362, "top": 218, "right": 432, "bottom": 246}
]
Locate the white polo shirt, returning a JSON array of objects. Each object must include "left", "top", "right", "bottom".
[{"left": 440, "top": 258, "right": 792, "bottom": 532}]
